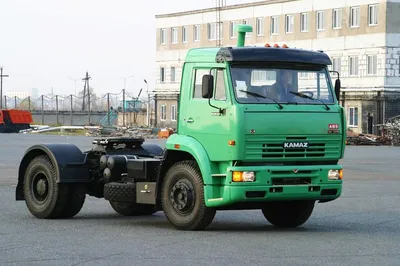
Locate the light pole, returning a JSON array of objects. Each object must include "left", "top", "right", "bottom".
[
  {"left": 144, "top": 79, "right": 150, "bottom": 127},
  {"left": 68, "top": 77, "right": 79, "bottom": 96},
  {"left": 121, "top": 76, "right": 134, "bottom": 90}
]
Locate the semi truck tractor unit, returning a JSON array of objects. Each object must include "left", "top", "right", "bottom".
[{"left": 16, "top": 25, "right": 345, "bottom": 231}]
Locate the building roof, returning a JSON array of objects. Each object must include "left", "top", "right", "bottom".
[
  {"left": 155, "top": 0, "right": 295, "bottom": 18},
  {"left": 184, "top": 45, "right": 332, "bottom": 66}
]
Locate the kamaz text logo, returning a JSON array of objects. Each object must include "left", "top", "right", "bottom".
[{"left": 283, "top": 142, "right": 309, "bottom": 149}]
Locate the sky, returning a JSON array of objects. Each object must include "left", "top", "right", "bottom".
[{"left": 0, "top": 0, "right": 258, "bottom": 99}]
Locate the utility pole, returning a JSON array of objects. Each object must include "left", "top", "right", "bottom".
[
  {"left": 82, "top": 71, "right": 92, "bottom": 123},
  {"left": 0, "top": 67, "right": 10, "bottom": 109}
]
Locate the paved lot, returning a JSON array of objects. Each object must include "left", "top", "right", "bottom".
[{"left": 0, "top": 134, "right": 399, "bottom": 265}]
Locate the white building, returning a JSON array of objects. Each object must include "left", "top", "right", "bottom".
[{"left": 155, "top": 0, "right": 400, "bottom": 134}]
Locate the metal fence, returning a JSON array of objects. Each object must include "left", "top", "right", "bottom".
[
  {"left": 2, "top": 89, "right": 148, "bottom": 113},
  {"left": 1, "top": 89, "right": 152, "bottom": 126}
]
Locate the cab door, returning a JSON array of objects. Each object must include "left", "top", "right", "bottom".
[{"left": 180, "top": 66, "right": 232, "bottom": 161}]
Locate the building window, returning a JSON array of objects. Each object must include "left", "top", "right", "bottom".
[
  {"left": 171, "top": 105, "right": 177, "bottom": 121},
  {"left": 256, "top": 17, "right": 264, "bottom": 36},
  {"left": 208, "top": 22, "right": 222, "bottom": 40},
  {"left": 230, "top": 21, "right": 237, "bottom": 38},
  {"left": 170, "top": 67, "right": 176, "bottom": 82},
  {"left": 160, "top": 28, "right": 167, "bottom": 44},
  {"left": 160, "top": 105, "right": 166, "bottom": 121},
  {"left": 271, "top": 16, "right": 279, "bottom": 35},
  {"left": 332, "top": 57, "right": 342, "bottom": 73},
  {"left": 332, "top": 9, "right": 342, "bottom": 29},
  {"left": 182, "top": 26, "right": 188, "bottom": 43},
  {"left": 317, "top": 11, "right": 324, "bottom": 31},
  {"left": 349, "top": 56, "right": 359, "bottom": 76},
  {"left": 285, "top": 14, "right": 294, "bottom": 34},
  {"left": 171, "top": 27, "right": 178, "bottom": 44},
  {"left": 194, "top": 25, "right": 200, "bottom": 41},
  {"left": 300, "top": 13, "right": 308, "bottom": 32},
  {"left": 367, "top": 55, "right": 377, "bottom": 75},
  {"left": 350, "top": 6, "right": 360, "bottom": 28},
  {"left": 348, "top": 107, "right": 358, "bottom": 127},
  {"left": 160, "top": 67, "right": 165, "bottom": 83},
  {"left": 243, "top": 19, "right": 251, "bottom": 37},
  {"left": 368, "top": 4, "right": 378, "bottom": 26}
]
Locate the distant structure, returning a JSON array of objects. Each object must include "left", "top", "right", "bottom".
[
  {"left": 154, "top": 0, "right": 400, "bottom": 134},
  {"left": 31, "top": 88, "right": 39, "bottom": 99}
]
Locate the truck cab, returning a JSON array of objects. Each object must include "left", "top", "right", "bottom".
[{"left": 161, "top": 25, "right": 345, "bottom": 228}]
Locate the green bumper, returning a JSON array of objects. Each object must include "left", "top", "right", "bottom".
[{"left": 204, "top": 164, "right": 343, "bottom": 208}]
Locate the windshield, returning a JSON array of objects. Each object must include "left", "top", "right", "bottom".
[{"left": 229, "top": 63, "right": 335, "bottom": 105}]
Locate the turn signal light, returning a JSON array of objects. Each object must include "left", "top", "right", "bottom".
[{"left": 228, "top": 140, "right": 236, "bottom": 146}]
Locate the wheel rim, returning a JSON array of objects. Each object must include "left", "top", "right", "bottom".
[
  {"left": 31, "top": 172, "right": 49, "bottom": 203},
  {"left": 170, "top": 178, "right": 195, "bottom": 215}
]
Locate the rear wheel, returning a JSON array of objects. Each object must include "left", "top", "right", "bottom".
[
  {"left": 161, "top": 160, "right": 216, "bottom": 231},
  {"left": 23, "top": 155, "right": 69, "bottom": 219},
  {"left": 261, "top": 200, "right": 315, "bottom": 228}
]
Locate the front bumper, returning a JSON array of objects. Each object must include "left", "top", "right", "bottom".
[{"left": 204, "top": 164, "right": 343, "bottom": 208}]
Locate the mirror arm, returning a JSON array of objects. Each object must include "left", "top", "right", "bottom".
[{"left": 208, "top": 97, "right": 223, "bottom": 114}]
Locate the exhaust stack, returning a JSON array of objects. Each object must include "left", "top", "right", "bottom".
[{"left": 235, "top": 24, "right": 253, "bottom": 47}]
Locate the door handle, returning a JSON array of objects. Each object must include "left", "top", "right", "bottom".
[{"left": 185, "top": 118, "right": 194, "bottom": 123}]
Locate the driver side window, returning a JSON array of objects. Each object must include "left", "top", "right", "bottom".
[{"left": 192, "top": 68, "right": 227, "bottom": 101}]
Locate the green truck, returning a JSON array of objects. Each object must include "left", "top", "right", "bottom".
[{"left": 15, "top": 25, "right": 345, "bottom": 231}]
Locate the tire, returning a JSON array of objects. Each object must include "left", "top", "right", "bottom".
[
  {"left": 161, "top": 160, "right": 216, "bottom": 231},
  {"left": 261, "top": 200, "right": 315, "bottom": 228},
  {"left": 23, "top": 155, "right": 69, "bottom": 219},
  {"left": 58, "top": 184, "right": 87, "bottom": 218},
  {"left": 109, "top": 201, "right": 157, "bottom": 216},
  {"left": 104, "top": 182, "right": 135, "bottom": 202}
]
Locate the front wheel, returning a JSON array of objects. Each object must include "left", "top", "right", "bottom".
[
  {"left": 161, "top": 160, "right": 216, "bottom": 231},
  {"left": 261, "top": 200, "right": 315, "bottom": 228}
]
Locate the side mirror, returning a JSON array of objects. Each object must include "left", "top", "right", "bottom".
[
  {"left": 202, "top": 74, "right": 214, "bottom": 99},
  {"left": 334, "top": 78, "right": 341, "bottom": 101}
]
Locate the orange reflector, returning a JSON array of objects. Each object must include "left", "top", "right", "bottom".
[
  {"left": 265, "top": 43, "right": 271, "bottom": 47},
  {"left": 174, "top": 144, "right": 180, "bottom": 149},
  {"left": 232, "top": 171, "right": 243, "bottom": 182},
  {"left": 274, "top": 44, "right": 279, "bottom": 48},
  {"left": 339, "top": 169, "right": 343, "bottom": 180},
  {"left": 228, "top": 140, "right": 236, "bottom": 146},
  {"left": 282, "top": 44, "right": 288, "bottom": 48}
]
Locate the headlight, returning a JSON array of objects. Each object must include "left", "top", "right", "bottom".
[
  {"left": 232, "top": 171, "right": 255, "bottom": 182},
  {"left": 328, "top": 169, "right": 343, "bottom": 180}
]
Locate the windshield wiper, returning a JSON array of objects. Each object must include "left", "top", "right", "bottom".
[
  {"left": 289, "top": 91, "right": 330, "bottom": 110},
  {"left": 239, "top": 90, "right": 283, "bottom": 109}
]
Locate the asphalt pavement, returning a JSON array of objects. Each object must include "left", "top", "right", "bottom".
[{"left": 0, "top": 134, "right": 399, "bottom": 266}]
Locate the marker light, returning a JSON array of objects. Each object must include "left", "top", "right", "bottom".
[
  {"left": 328, "top": 169, "right": 343, "bottom": 180},
  {"left": 228, "top": 140, "right": 236, "bottom": 146},
  {"left": 232, "top": 171, "right": 255, "bottom": 182},
  {"left": 265, "top": 43, "right": 271, "bottom": 47},
  {"left": 282, "top": 44, "right": 289, "bottom": 48},
  {"left": 274, "top": 44, "right": 280, "bottom": 48}
]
